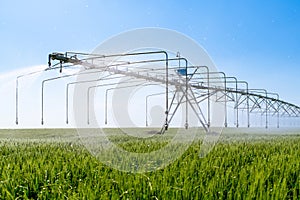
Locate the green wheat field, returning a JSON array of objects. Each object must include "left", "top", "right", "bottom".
[{"left": 0, "top": 128, "right": 299, "bottom": 199}]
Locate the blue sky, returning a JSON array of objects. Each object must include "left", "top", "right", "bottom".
[{"left": 0, "top": 0, "right": 300, "bottom": 127}]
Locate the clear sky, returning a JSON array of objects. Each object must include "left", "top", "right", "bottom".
[{"left": 0, "top": 0, "right": 300, "bottom": 127}]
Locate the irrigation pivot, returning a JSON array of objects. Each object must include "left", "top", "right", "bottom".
[{"left": 16, "top": 51, "right": 300, "bottom": 130}]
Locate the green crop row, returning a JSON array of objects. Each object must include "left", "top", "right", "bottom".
[{"left": 0, "top": 129, "right": 299, "bottom": 199}]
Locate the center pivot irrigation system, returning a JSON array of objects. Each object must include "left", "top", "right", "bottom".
[{"left": 15, "top": 50, "right": 300, "bottom": 132}]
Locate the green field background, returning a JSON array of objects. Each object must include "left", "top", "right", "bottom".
[{"left": 0, "top": 129, "right": 299, "bottom": 199}]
